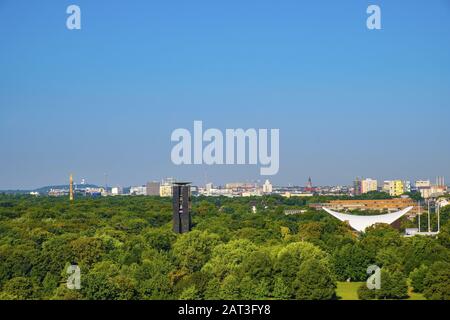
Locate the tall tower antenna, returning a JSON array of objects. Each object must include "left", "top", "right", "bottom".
[
  {"left": 105, "top": 173, "right": 108, "bottom": 195},
  {"left": 69, "top": 174, "right": 74, "bottom": 201}
]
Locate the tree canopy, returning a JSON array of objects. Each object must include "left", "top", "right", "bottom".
[{"left": 0, "top": 194, "right": 448, "bottom": 300}]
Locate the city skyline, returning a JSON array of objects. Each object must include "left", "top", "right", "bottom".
[
  {"left": 2, "top": 174, "right": 448, "bottom": 192},
  {"left": 1, "top": 1, "right": 450, "bottom": 189}
]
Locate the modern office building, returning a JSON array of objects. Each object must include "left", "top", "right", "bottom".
[{"left": 172, "top": 182, "right": 191, "bottom": 234}]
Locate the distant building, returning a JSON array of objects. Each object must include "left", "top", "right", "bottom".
[
  {"left": 403, "top": 181, "right": 411, "bottom": 193},
  {"left": 205, "top": 183, "right": 213, "bottom": 195},
  {"left": 419, "top": 185, "right": 447, "bottom": 199},
  {"left": 382, "top": 181, "right": 390, "bottom": 194},
  {"left": 415, "top": 180, "right": 431, "bottom": 189},
  {"left": 190, "top": 186, "right": 199, "bottom": 196},
  {"left": 48, "top": 188, "right": 69, "bottom": 197},
  {"left": 415, "top": 178, "right": 447, "bottom": 199},
  {"left": 146, "top": 181, "right": 160, "bottom": 196},
  {"left": 111, "top": 187, "right": 123, "bottom": 196},
  {"left": 225, "top": 182, "right": 255, "bottom": 190},
  {"left": 392, "top": 180, "right": 405, "bottom": 196},
  {"left": 130, "top": 186, "right": 146, "bottom": 196},
  {"left": 353, "top": 178, "right": 362, "bottom": 196},
  {"left": 242, "top": 190, "right": 262, "bottom": 197},
  {"left": 200, "top": 185, "right": 234, "bottom": 197},
  {"left": 305, "top": 177, "right": 315, "bottom": 193},
  {"left": 383, "top": 180, "right": 404, "bottom": 197},
  {"left": 160, "top": 178, "right": 176, "bottom": 197},
  {"left": 361, "top": 178, "right": 378, "bottom": 194},
  {"left": 262, "top": 180, "right": 273, "bottom": 194}
]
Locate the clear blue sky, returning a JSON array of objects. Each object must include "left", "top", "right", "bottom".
[{"left": 1, "top": 0, "right": 449, "bottom": 189}]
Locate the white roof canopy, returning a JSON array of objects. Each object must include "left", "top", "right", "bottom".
[{"left": 322, "top": 206, "right": 414, "bottom": 232}]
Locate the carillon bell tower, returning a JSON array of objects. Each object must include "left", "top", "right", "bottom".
[{"left": 172, "top": 182, "right": 192, "bottom": 234}]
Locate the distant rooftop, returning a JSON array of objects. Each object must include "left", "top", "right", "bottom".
[{"left": 173, "top": 182, "right": 191, "bottom": 186}]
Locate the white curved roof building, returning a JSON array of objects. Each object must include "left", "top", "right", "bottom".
[{"left": 322, "top": 206, "right": 414, "bottom": 232}]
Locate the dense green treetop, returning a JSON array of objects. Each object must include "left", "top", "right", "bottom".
[{"left": 0, "top": 194, "right": 448, "bottom": 300}]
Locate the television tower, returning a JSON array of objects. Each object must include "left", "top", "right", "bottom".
[{"left": 69, "top": 174, "right": 74, "bottom": 201}]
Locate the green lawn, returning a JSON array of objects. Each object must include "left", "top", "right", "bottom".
[
  {"left": 407, "top": 285, "right": 426, "bottom": 300},
  {"left": 336, "top": 282, "right": 364, "bottom": 300},
  {"left": 336, "top": 282, "right": 426, "bottom": 300}
]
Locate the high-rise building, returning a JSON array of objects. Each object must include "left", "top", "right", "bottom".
[
  {"left": 361, "top": 178, "right": 378, "bottom": 194},
  {"left": 160, "top": 178, "right": 176, "bottom": 197},
  {"left": 392, "top": 180, "right": 404, "bottom": 196},
  {"left": 383, "top": 180, "right": 404, "bottom": 197},
  {"left": 146, "top": 181, "right": 160, "bottom": 196},
  {"left": 263, "top": 180, "right": 273, "bottom": 194},
  {"left": 172, "top": 182, "right": 191, "bottom": 234},
  {"left": 353, "top": 177, "right": 362, "bottom": 196}
]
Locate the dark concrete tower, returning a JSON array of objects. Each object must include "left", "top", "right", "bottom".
[{"left": 172, "top": 182, "right": 192, "bottom": 234}]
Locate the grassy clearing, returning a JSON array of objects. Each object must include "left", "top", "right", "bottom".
[
  {"left": 336, "top": 282, "right": 364, "bottom": 300},
  {"left": 336, "top": 282, "right": 426, "bottom": 300}
]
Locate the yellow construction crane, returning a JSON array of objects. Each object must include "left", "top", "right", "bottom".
[{"left": 69, "top": 174, "right": 74, "bottom": 201}]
